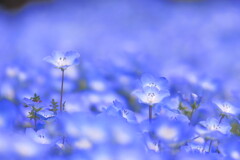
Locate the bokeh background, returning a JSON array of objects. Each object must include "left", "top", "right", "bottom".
[{"left": 1, "top": 0, "right": 240, "bottom": 109}]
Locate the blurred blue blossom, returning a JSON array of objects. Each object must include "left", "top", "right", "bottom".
[{"left": 150, "top": 116, "right": 193, "bottom": 147}]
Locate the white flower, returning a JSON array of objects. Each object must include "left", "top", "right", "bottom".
[{"left": 44, "top": 51, "right": 80, "bottom": 70}]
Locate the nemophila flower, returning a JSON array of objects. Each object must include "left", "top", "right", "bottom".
[
  {"left": 133, "top": 87, "right": 169, "bottom": 105},
  {"left": 159, "top": 107, "right": 190, "bottom": 123},
  {"left": 37, "top": 108, "right": 55, "bottom": 120},
  {"left": 182, "top": 142, "right": 208, "bottom": 154},
  {"left": 214, "top": 101, "right": 239, "bottom": 117},
  {"left": 133, "top": 74, "right": 170, "bottom": 106},
  {"left": 108, "top": 100, "right": 137, "bottom": 123},
  {"left": 181, "top": 136, "right": 208, "bottom": 154},
  {"left": 145, "top": 138, "right": 159, "bottom": 152},
  {"left": 43, "top": 51, "right": 80, "bottom": 70},
  {"left": 25, "top": 128, "right": 51, "bottom": 144},
  {"left": 140, "top": 74, "right": 168, "bottom": 91},
  {"left": 196, "top": 118, "right": 231, "bottom": 139}
]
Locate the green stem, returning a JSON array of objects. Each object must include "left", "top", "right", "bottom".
[{"left": 60, "top": 69, "right": 65, "bottom": 113}]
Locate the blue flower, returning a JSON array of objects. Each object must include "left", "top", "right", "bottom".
[
  {"left": 25, "top": 128, "right": 51, "bottom": 144},
  {"left": 112, "top": 100, "right": 137, "bottom": 123},
  {"left": 196, "top": 118, "right": 231, "bottom": 139},
  {"left": 159, "top": 107, "right": 190, "bottom": 123},
  {"left": 133, "top": 87, "right": 169, "bottom": 105},
  {"left": 182, "top": 142, "right": 208, "bottom": 154},
  {"left": 140, "top": 74, "right": 168, "bottom": 91},
  {"left": 133, "top": 74, "right": 170, "bottom": 107},
  {"left": 43, "top": 51, "right": 80, "bottom": 70},
  {"left": 214, "top": 101, "right": 240, "bottom": 117}
]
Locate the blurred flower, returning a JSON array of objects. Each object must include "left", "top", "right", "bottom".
[
  {"left": 150, "top": 116, "right": 192, "bottom": 146},
  {"left": 43, "top": 51, "right": 80, "bottom": 70}
]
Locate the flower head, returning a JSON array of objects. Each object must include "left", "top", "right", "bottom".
[
  {"left": 214, "top": 101, "right": 239, "bottom": 117},
  {"left": 133, "top": 74, "right": 170, "bottom": 106},
  {"left": 196, "top": 118, "right": 231, "bottom": 139},
  {"left": 141, "top": 74, "right": 168, "bottom": 91},
  {"left": 44, "top": 51, "right": 80, "bottom": 70},
  {"left": 133, "top": 87, "right": 169, "bottom": 105}
]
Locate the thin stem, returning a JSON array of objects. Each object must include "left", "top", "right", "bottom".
[
  {"left": 34, "top": 111, "right": 37, "bottom": 130},
  {"left": 60, "top": 69, "right": 65, "bottom": 113},
  {"left": 208, "top": 140, "right": 213, "bottom": 152},
  {"left": 202, "top": 139, "right": 207, "bottom": 153},
  {"left": 190, "top": 135, "right": 200, "bottom": 141},
  {"left": 149, "top": 105, "right": 152, "bottom": 123},
  {"left": 218, "top": 114, "right": 225, "bottom": 125},
  {"left": 190, "top": 108, "right": 195, "bottom": 120}
]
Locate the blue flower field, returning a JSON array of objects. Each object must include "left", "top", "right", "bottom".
[{"left": 1, "top": 0, "right": 240, "bottom": 159}]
